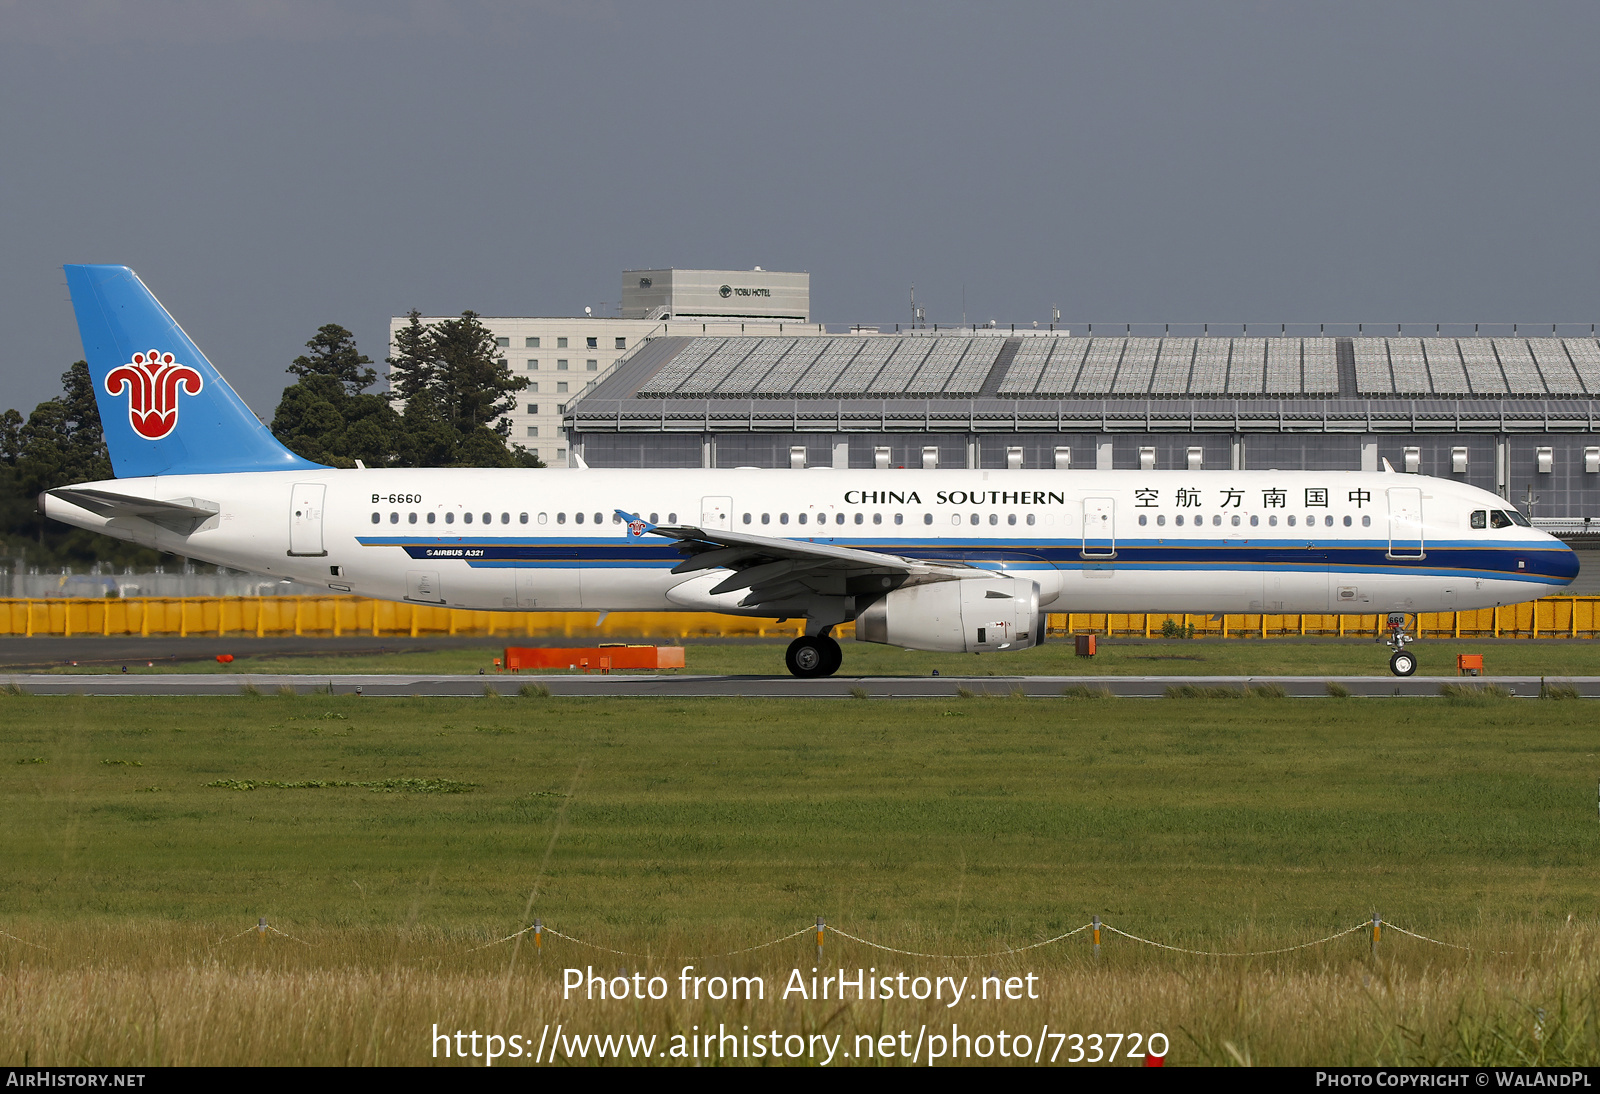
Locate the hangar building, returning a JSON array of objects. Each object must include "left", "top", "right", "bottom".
[{"left": 564, "top": 328, "right": 1600, "bottom": 526}]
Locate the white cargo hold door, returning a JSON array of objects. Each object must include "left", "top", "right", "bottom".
[
  {"left": 406, "top": 570, "right": 443, "bottom": 603},
  {"left": 1081, "top": 497, "right": 1115, "bottom": 558},
  {"left": 700, "top": 496, "right": 732, "bottom": 531},
  {"left": 288, "top": 483, "right": 326, "bottom": 557},
  {"left": 1387, "top": 487, "right": 1425, "bottom": 559}
]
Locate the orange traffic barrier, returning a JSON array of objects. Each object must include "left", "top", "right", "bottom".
[{"left": 502, "top": 645, "right": 686, "bottom": 672}]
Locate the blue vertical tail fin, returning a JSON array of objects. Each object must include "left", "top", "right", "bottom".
[{"left": 64, "top": 264, "right": 324, "bottom": 478}]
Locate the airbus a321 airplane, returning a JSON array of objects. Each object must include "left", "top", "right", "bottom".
[{"left": 42, "top": 265, "right": 1578, "bottom": 677}]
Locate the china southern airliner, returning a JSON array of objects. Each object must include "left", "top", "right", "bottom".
[{"left": 41, "top": 265, "right": 1578, "bottom": 677}]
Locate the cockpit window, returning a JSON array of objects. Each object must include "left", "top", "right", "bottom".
[
  {"left": 1506, "top": 509, "right": 1531, "bottom": 527},
  {"left": 1490, "top": 511, "right": 1513, "bottom": 529},
  {"left": 1470, "top": 510, "right": 1486, "bottom": 529}
]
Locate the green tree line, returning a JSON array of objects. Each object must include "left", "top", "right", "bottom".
[{"left": 1, "top": 311, "right": 540, "bottom": 568}]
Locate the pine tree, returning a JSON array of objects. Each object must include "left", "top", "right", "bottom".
[
  {"left": 13, "top": 360, "right": 112, "bottom": 495},
  {"left": 271, "top": 325, "right": 401, "bottom": 468},
  {"left": 385, "top": 310, "right": 536, "bottom": 467}
]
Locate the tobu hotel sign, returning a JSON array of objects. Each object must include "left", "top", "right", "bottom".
[{"left": 623, "top": 268, "right": 809, "bottom": 320}]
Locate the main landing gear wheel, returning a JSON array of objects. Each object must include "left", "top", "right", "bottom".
[
  {"left": 786, "top": 635, "right": 842, "bottom": 678},
  {"left": 818, "top": 635, "right": 843, "bottom": 676},
  {"left": 1389, "top": 649, "right": 1417, "bottom": 677}
]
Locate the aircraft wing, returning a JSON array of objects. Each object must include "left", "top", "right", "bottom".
[
  {"left": 618, "top": 510, "right": 973, "bottom": 609},
  {"left": 48, "top": 487, "right": 219, "bottom": 536}
]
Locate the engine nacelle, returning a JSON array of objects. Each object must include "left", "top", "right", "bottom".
[{"left": 855, "top": 576, "right": 1043, "bottom": 653}]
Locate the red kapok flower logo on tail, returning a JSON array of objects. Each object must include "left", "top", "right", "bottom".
[{"left": 104, "top": 350, "right": 204, "bottom": 440}]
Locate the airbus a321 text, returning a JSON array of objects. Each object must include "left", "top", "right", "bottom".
[{"left": 41, "top": 265, "right": 1578, "bottom": 677}]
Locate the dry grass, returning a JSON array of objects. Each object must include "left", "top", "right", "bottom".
[{"left": 3, "top": 921, "right": 1599, "bottom": 1066}]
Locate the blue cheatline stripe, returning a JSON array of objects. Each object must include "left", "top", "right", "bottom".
[{"left": 355, "top": 535, "right": 1574, "bottom": 585}]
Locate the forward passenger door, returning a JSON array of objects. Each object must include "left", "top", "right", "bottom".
[{"left": 1387, "top": 487, "right": 1425, "bottom": 559}]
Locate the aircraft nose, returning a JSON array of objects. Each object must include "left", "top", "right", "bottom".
[{"left": 1548, "top": 536, "right": 1581, "bottom": 587}]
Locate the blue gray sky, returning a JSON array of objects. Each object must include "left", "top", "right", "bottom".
[{"left": 3, "top": 1, "right": 1598, "bottom": 413}]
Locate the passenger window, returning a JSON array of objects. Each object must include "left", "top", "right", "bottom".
[
  {"left": 952, "top": 514, "right": 962, "bottom": 525},
  {"left": 854, "top": 513, "right": 864, "bottom": 525},
  {"left": 370, "top": 512, "right": 379, "bottom": 524},
  {"left": 895, "top": 513, "right": 904, "bottom": 525},
  {"left": 427, "top": 512, "right": 436, "bottom": 524},
  {"left": 742, "top": 513, "right": 751, "bottom": 524},
  {"left": 873, "top": 513, "right": 882, "bottom": 525},
  {"left": 1138, "top": 514, "right": 1147, "bottom": 526},
  {"left": 446, "top": 512, "right": 455, "bottom": 524},
  {"left": 1176, "top": 515, "right": 1185, "bottom": 527},
  {"left": 464, "top": 512, "right": 474, "bottom": 524},
  {"left": 1008, "top": 514, "right": 1017, "bottom": 526},
  {"left": 1342, "top": 515, "right": 1351, "bottom": 527},
  {"left": 1249, "top": 515, "right": 1258, "bottom": 527},
  {"left": 780, "top": 513, "right": 789, "bottom": 525},
  {"left": 1212, "top": 515, "right": 1221, "bottom": 527},
  {"left": 836, "top": 513, "right": 845, "bottom": 525},
  {"left": 668, "top": 513, "right": 677, "bottom": 523},
  {"left": 1362, "top": 516, "right": 1371, "bottom": 527},
  {"left": 1157, "top": 514, "right": 1166, "bottom": 526},
  {"left": 1025, "top": 514, "right": 1034, "bottom": 526},
  {"left": 988, "top": 514, "right": 998, "bottom": 526},
  {"left": 538, "top": 513, "right": 547, "bottom": 524},
  {"left": 1268, "top": 515, "right": 1277, "bottom": 527},
  {"left": 484, "top": 513, "right": 492, "bottom": 524},
  {"left": 557, "top": 513, "right": 566, "bottom": 524},
  {"left": 389, "top": 512, "right": 398, "bottom": 524},
  {"left": 923, "top": 513, "right": 932, "bottom": 525},
  {"left": 501, "top": 513, "right": 509, "bottom": 524},
  {"left": 648, "top": 513, "right": 658, "bottom": 524},
  {"left": 520, "top": 513, "right": 528, "bottom": 524},
  {"left": 593, "top": 513, "right": 602, "bottom": 525},
  {"left": 798, "top": 513, "right": 807, "bottom": 525},
  {"left": 1490, "top": 511, "right": 1512, "bottom": 529},
  {"left": 408, "top": 512, "right": 417, "bottom": 524},
  {"left": 969, "top": 513, "right": 979, "bottom": 525},
  {"left": 1287, "top": 515, "right": 1296, "bottom": 527},
  {"left": 1471, "top": 510, "right": 1487, "bottom": 529},
  {"left": 1324, "top": 515, "right": 1333, "bottom": 527},
  {"left": 575, "top": 512, "right": 585, "bottom": 524},
  {"left": 761, "top": 513, "right": 770, "bottom": 524},
  {"left": 1231, "top": 515, "right": 1240, "bottom": 526}
]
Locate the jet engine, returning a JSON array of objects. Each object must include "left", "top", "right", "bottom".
[{"left": 855, "top": 576, "right": 1044, "bottom": 653}]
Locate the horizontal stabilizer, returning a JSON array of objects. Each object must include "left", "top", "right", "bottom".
[{"left": 48, "top": 487, "right": 219, "bottom": 535}]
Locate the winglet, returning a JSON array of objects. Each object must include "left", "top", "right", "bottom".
[
  {"left": 616, "top": 509, "right": 658, "bottom": 538},
  {"left": 571, "top": 451, "right": 590, "bottom": 470}
]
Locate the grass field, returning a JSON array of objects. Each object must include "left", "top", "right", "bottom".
[
  {"left": 3, "top": 690, "right": 1600, "bottom": 1065},
  {"left": 28, "top": 635, "right": 1600, "bottom": 678}
]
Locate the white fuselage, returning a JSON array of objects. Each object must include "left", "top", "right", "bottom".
[{"left": 44, "top": 467, "right": 1577, "bottom": 617}]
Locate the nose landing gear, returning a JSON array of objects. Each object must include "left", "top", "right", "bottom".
[
  {"left": 786, "top": 633, "right": 843, "bottom": 678},
  {"left": 1379, "top": 612, "right": 1417, "bottom": 676}
]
